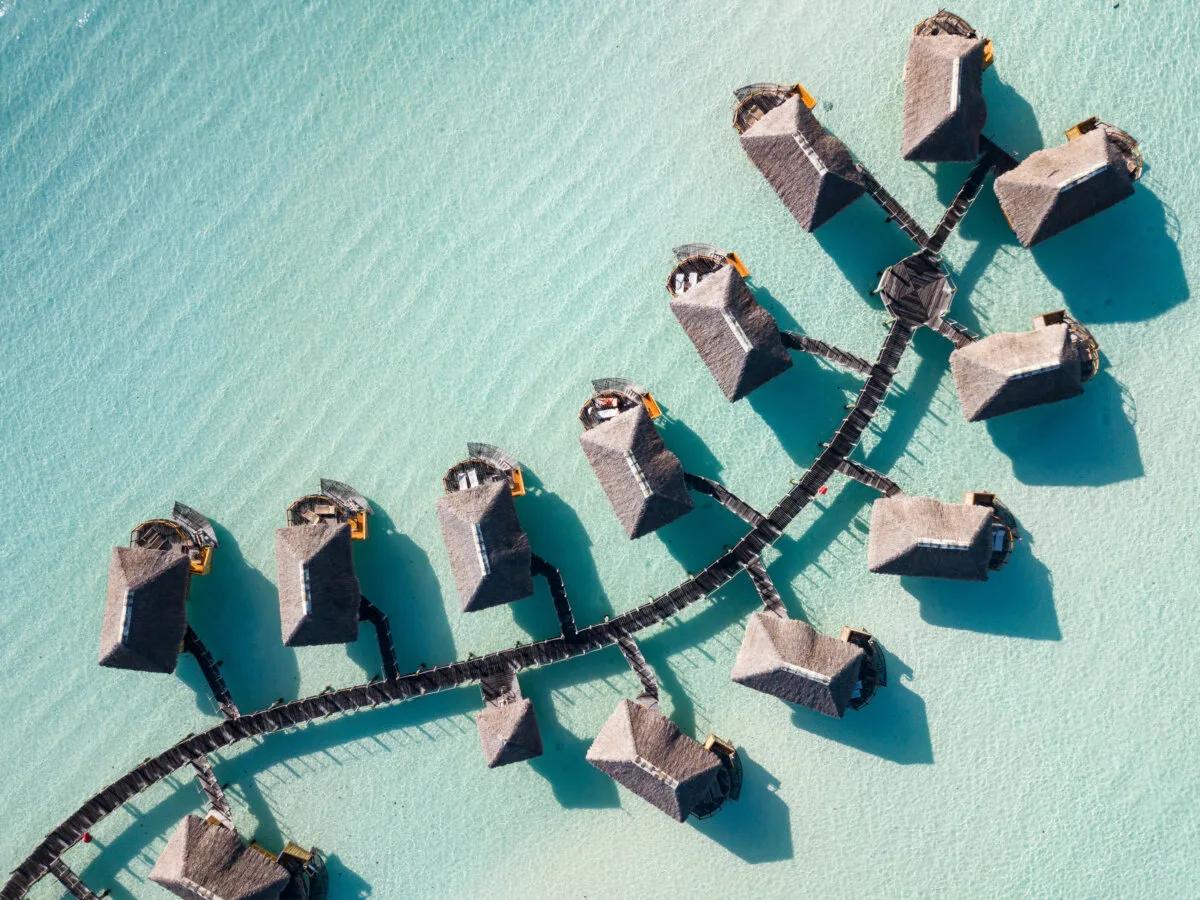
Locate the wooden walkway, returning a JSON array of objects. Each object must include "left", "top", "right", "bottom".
[
  {"left": 190, "top": 756, "right": 232, "bottom": 820},
  {"left": 358, "top": 596, "right": 400, "bottom": 682},
  {"left": 531, "top": 553, "right": 577, "bottom": 639},
  {"left": 182, "top": 627, "right": 239, "bottom": 719},
  {"left": 834, "top": 457, "right": 902, "bottom": 496},
  {"left": 781, "top": 332, "right": 873, "bottom": 375},
  {"left": 3, "top": 118, "right": 1013, "bottom": 900}
]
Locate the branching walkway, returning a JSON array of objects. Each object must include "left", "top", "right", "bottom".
[
  {"left": 781, "top": 332, "right": 874, "bottom": 375},
  {"left": 3, "top": 133, "right": 999, "bottom": 900}
]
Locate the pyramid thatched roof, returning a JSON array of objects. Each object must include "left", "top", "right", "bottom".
[
  {"left": 477, "top": 697, "right": 543, "bottom": 768},
  {"left": 149, "top": 815, "right": 289, "bottom": 900},
  {"left": 275, "top": 522, "right": 361, "bottom": 646},
  {"left": 586, "top": 699, "right": 721, "bottom": 822},
  {"left": 437, "top": 479, "right": 533, "bottom": 612},
  {"left": 867, "top": 495, "right": 994, "bottom": 581},
  {"left": 950, "top": 322, "right": 1084, "bottom": 421},
  {"left": 739, "top": 94, "right": 864, "bottom": 231},
  {"left": 993, "top": 128, "right": 1135, "bottom": 247},
  {"left": 579, "top": 404, "right": 693, "bottom": 539},
  {"left": 669, "top": 265, "right": 792, "bottom": 401},
  {"left": 731, "top": 612, "right": 864, "bottom": 717},
  {"left": 902, "top": 32, "right": 987, "bottom": 161},
  {"left": 98, "top": 546, "right": 190, "bottom": 674}
]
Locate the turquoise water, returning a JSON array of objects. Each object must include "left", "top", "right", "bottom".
[{"left": 1, "top": 0, "right": 1197, "bottom": 896}]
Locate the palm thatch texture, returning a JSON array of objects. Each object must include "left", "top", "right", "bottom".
[
  {"left": 949, "top": 311, "right": 1100, "bottom": 421},
  {"left": 476, "top": 672, "right": 543, "bottom": 768},
  {"left": 149, "top": 814, "right": 290, "bottom": 900},
  {"left": 902, "top": 12, "right": 988, "bottom": 161},
  {"left": 579, "top": 398, "right": 692, "bottom": 538},
  {"left": 731, "top": 611, "right": 865, "bottom": 717},
  {"left": 437, "top": 466, "right": 533, "bottom": 612},
  {"left": 586, "top": 698, "right": 722, "bottom": 822},
  {"left": 98, "top": 546, "right": 191, "bottom": 673},
  {"left": 867, "top": 494, "right": 1013, "bottom": 581},
  {"left": 735, "top": 86, "right": 865, "bottom": 231},
  {"left": 993, "top": 120, "right": 1142, "bottom": 247},
  {"left": 667, "top": 258, "right": 792, "bottom": 401},
  {"left": 874, "top": 251, "right": 955, "bottom": 326},
  {"left": 276, "top": 480, "right": 372, "bottom": 647}
]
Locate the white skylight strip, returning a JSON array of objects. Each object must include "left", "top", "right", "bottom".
[
  {"left": 1009, "top": 361, "right": 1061, "bottom": 380},
  {"left": 949, "top": 57, "right": 961, "bottom": 113},
  {"left": 623, "top": 450, "right": 653, "bottom": 498},
  {"left": 472, "top": 523, "right": 491, "bottom": 576},
  {"left": 780, "top": 662, "right": 832, "bottom": 685},
  {"left": 121, "top": 589, "right": 135, "bottom": 642},
  {"left": 1056, "top": 161, "right": 1108, "bottom": 193},
  {"left": 721, "top": 309, "right": 754, "bottom": 352},
  {"left": 634, "top": 754, "right": 679, "bottom": 789},
  {"left": 178, "top": 877, "right": 219, "bottom": 900},
  {"left": 915, "top": 538, "right": 972, "bottom": 551},
  {"left": 792, "top": 132, "right": 828, "bottom": 176},
  {"left": 300, "top": 563, "right": 313, "bottom": 615}
]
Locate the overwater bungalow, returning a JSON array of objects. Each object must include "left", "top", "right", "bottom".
[
  {"left": 731, "top": 613, "right": 885, "bottom": 716},
  {"left": 275, "top": 480, "right": 371, "bottom": 646},
  {"left": 98, "top": 503, "right": 218, "bottom": 673},
  {"left": 150, "top": 813, "right": 290, "bottom": 899},
  {"left": 578, "top": 380, "right": 692, "bottom": 539},
  {"left": 994, "top": 117, "right": 1143, "bottom": 247},
  {"left": 437, "top": 444, "right": 533, "bottom": 612},
  {"left": 733, "top": 82, "right": 865, "bottom": 231},
  {"left": 666, "top": 245, "right": 792, "bottom": 401},
  {"left": 586, "top": 697, "right": 723, "bottom": 822},
  {"left": 867, "top": 492, "right": 1017, "bottom": 581},
  {"left": 950, "top": 310, "right": 1100, "bottom": 421},
  {"left": 477, "top": 671, "right": 543, "bottom": 768},
  {"left": 902, "top": 11, "right": 991, "bottom": 161}
]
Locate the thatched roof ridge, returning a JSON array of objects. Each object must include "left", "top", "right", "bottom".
[
  {"left": 436, "top": 479, "right": 533, "bottom": 612},
  {"left": 949, "top": 322, "right": 1084, "bottom": 421},
  {"left": 867, "top": 495, "right": 994, "bottom": 581},
  {"left": 670, "top": 265, "right": 792, "bottom": 401},
  {"left": 731, "top": 612, "right": 864, "bottom": 717},
  {"left": 149, "top": 815, "right": 289, "bottom": 900},
  {"left": 993, "top": 128, "right": 1134, "bottom": 247},
  {"left": 739, "top": 93, "right": 864, "bottom": 231},
  {"left": 579, "top": 404, "right": 693, "bottom": 538},
  {"left": 586, "top": 699, "right": 721, "bottom": 821},
  {"left": 98, "top": 546, "right": 190, "bottom": 674},
  {"left": 275, "top": 522, "right": 361, "bottom": 646},
  {"left": 902, "top": 32, "right": 987, "bottom": 161}
]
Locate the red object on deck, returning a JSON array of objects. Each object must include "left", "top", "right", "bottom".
[
  {"left": 818, "top": 486, "right": 828, "bottom": 495},
  {"left": 82, "top": 832, "right": 92, "bottom": 844}
]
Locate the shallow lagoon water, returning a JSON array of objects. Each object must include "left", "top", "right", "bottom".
[{"left": 1, "top": 1, "right": 1197, "bottom": 897}]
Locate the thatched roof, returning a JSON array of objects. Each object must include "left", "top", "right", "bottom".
[
  {"left": 477, "top": 697, "right": 543, "bottom": 768},
  {"left": 902, "top": 32, "right": 987, "bottom": 161},
  {"left": 586, "top": 698, "right": 721, "bottom": 822},
  {"left": 950, "top": 322, "right": 1084, "bottom": 421},
  {"left": 731, "top": 612, "right": 864, "bottom": 717},
  {"left": 274, "top": 522, "right": 361, "bottom": 647},
  {"left": 867, "top": 496, "right": 994, "bottom": 581},
  {"left": 669, "top": 265, "right": 792, "bottom": 401},
  {"left": 579, "top": 404, "right": 693, "bottom": 539},
  {"left": 739, "top": 93, "right": 864, "bottom": 231},
  {"left": 149, "top": 815, "right": 289, "bottom": 900},
  {"left": 993, "top": 128, "right": 1135, "bottom": 247},
  {"left": 436, "top": 479, "right": 533, "bottom": 612},
  {"left": 98, "top": 546, "right": 190, "bottom": 674}
]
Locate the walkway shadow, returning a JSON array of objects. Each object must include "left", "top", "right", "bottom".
[
  {"left": 521, "top": 654, "right": 624, "bottom": 809},
  {"left": 1032, "top": 185, "right": 1186, "bottom": 323},
  {"left": 748, "top": 354, "right": 862, "bottom": 470},
  {"left": 901, "top": 530, "right": 1060, "bottom": 640},
  {"left": 351, "top": 503, "right": 456, "bottom": 673},
  {"left": 187, "top": 522, "right": 301, "bottom": 712},
  {"left": 790, "top": 651, "right": 933, "bottom": 765},
  {"left": 513, "top": 469, "right": 613, "bottom": 635},
  {"left": 320, "top": 853, "right": 372, "bottom": 898},
  {"left": 691, "top": 749, "right": 793, "bottom": 863},
  {"left": 985, "top": 370, "right": 1142, "bottom": 486}
]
